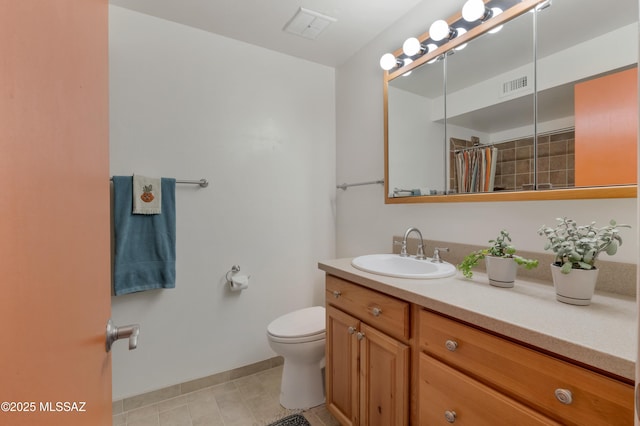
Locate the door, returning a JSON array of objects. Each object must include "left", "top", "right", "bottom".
[
  {"left": 326, "top": 306, "right": 360, "bottom": 426},
  {"left": 0, "top": 1, "right": 111, "bottom": 425},
  {"left": 359, "top": 323, "right": 409, "bottom": 426}
]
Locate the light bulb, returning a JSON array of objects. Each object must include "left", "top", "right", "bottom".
[
  {"left": 426, "top": 43, "right": 437, "bottom": 53},
  {"left": 379, "top": 53, "right": 398, "bottom": 71},
  {"left": 402, "top": 37, "right": 422, "bottom": 57},
  {"left": 488, "top": 8, "right": 503, "bottom": 34},
  {"left": 462, "top": 0, "right": 485, "bottom": 22},
  {"left": 402, "top": 58, "right": 413, "bottom": 77},
  {"left": 454, "top": 28, "right": 468, "bottom": 51},
  {"left": 429, "top": 19, "right": 451, "bottom": 42},
  {"left": 426, "top": 44, "right": 438, "bottom": 64}
]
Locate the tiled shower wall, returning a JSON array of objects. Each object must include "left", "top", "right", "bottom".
[{"left": 450, "top": 130, "right": 575, "bottom": 192}]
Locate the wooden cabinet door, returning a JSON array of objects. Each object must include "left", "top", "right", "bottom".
[
  {"left": 359, "top": 323, "right": 410, "bottom": 426},
  {"left": 326, "top": 306, "right": 360, "bottom": 426}
]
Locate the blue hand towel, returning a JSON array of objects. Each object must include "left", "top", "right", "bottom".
[{"left": 112, "top": 176, "right": 176, "bottom": 295}]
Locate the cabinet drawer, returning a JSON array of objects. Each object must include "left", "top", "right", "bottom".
[
  {"left": 419, "top": 309, "right": 634, "bottom": 426},
  {"left": 326, "top": 275, "right": 409, "bottom": 341},
  {"left": 420, "top": 353, "right": 560, "bottom": 425}
]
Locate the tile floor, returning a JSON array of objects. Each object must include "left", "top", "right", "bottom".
[{"left": 112, "top": 365, "right": 340, "bottom": 426}]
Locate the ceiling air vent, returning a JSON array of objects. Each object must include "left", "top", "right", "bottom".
[
  {"left": 500, "top": 76, "right": 529, "bottom": 97},
  {"left": 283, "top": 7, "right": 337, "bottom": 40}
]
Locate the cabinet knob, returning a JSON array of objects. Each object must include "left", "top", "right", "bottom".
[
  {"left": 445, "top": 340, "right": 459, "bottom": 352},
  {"left": 555, "top": 388, "right": 573, "bottom": 405},
  {"left": 347, "top": 326, "right": 356, "bottom": 335},
  {"left": 356, "top": 331, "right": 365, "bottom": 341},
  {"left": 371, "top": 307, "right": 382, "bottom": 317},
  {"left": 332, "top": 290, "right": 341, "bottom": 298},
  {"left": 444, "top": 410, "right": 457, "bottom": 423}
]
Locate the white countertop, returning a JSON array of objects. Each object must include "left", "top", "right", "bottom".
[{"left": 318, "top": 257, "right": 637, "bottom": 381}]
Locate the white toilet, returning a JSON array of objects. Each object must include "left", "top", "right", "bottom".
[{"left": 267, "top": 306, "right": 326, "bottom": 409}]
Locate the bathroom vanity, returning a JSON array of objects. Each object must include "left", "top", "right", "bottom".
[{"left": 318, "top": 258, "right": 636, "bottom": 426}]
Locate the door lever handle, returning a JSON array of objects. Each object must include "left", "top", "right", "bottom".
[{"left": 106, "top": 319, "right": 140, "bottom": 352}]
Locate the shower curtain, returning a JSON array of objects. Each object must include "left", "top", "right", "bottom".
[{"left": 455, "top": 146, "right": 498, "bottom": 193}]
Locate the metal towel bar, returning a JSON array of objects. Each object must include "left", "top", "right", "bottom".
[
  {"left": 336, "top": 179, "right": 384, "bottom": 190},
  {"left": 110, "top": 177, "right": 209, "bottom": 188}
]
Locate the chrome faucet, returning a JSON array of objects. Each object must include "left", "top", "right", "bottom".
[{"left": 400, "top": 227, "right": 426, "bottom": 260}]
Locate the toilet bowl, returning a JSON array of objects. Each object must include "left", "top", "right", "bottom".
[{"left": 267, "top": 306, "right": 326, "bottom": 409}]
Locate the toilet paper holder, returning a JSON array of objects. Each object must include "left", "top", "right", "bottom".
[
  {"left": 225, "top": 265, "right": 241, "bottom": 282},
  {"left": 226, "top": 265, "right": 249, "bottom": 291}
]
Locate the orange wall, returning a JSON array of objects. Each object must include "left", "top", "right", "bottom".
[
  {"left": 574, "top": 67, "right": 638, "bottom": 187},
  {"left": 0, "top": 1, "right": 110, "bottom": 425}
]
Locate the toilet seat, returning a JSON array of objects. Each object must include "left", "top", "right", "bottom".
[
  {"left": 267, "top": 331, "right": 326, "bottom": 344},
  {"left": 267, "top": 306, "right": 326, "bottom": 343}
]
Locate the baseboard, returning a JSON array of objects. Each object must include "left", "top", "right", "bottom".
[{"left": 112, "top": 356, "right": 284, "bottom": 414}]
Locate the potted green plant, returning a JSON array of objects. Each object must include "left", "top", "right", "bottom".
[
  {"left": 458, "top": 230, "right": 538, "bottom": 288},
  {"left": 538, "top": 217, "right": 630, "bottom": 305}
]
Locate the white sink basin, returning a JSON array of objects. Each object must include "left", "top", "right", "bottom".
[{"left": 351, "top": 254, "right": 457, "bottom": 279}]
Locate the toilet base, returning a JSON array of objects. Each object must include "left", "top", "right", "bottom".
[{"left": 279, "top": 359, "right": 325, "bottom": 409}]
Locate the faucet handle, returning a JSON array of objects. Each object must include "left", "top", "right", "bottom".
[
  {"left": 394, "top": 240, "right": 409, "bottom": 257},
  {"left": 432, "top": 247, "right": 450, "bottom": 263}
]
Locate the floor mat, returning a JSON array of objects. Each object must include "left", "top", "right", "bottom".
[{"left": 266, "top": 413, "right": 311, "bottom": 426}]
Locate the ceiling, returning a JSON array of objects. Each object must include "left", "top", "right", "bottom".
[{"left": 108, "top": 0, "right": 427, "bottom": 67}]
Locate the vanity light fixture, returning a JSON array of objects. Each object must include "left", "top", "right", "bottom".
[
  {"left": 380, "top": 52, "right": 419, "bottom": 73},
  {"left": 426, "top": 45, "right": 441, "bottom": 64},
  {"left": 381, "top": 0, "right": 520, "bottom": 72},
  {"left": 402, "top": 37, "right": 425, "bottom": 57},
  {"left": 488, "top": 7, "right": 504, "bottom": 33},
  {"left": 462, "top": 0, "right": 493, "bottom": 22},
  {"left": 402, "top": 58, "right": 414, "bottom": 76},
  {"left": 403, "top": 38, "right": 440, "bottom": 58},
  {"left": 454, "top": 28, "right": 468, "bottom": 50},
  {"left": 462, "top": 0, "right": 504, "bottom": 33},
  {"left": 425, "top": 43, "right": 438, "bottom": 55},
  {"left": 429, "top": 19, "right": 459, "bottom": 41},
  {"left": 380, "top": 52, "right": 402, "bottom": 71}
]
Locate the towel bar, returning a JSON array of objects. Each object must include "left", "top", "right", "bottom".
[
  {"left": 175, "top": 179, "right": 209, "bottom": 188},
  {"left": 110, "top": 177, "right": 209, "bottom": 188},
  {"left": 336, "top": 179, "right": 384, "bottom": 190}
]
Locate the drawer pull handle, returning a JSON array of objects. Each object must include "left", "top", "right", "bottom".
[
  {"left": 372, "top": 307, "right": 382, "bottom": 317},
  {"left": 555, "top": 388, "right": 573, "bottom": 405},
  {"left": 347, "top": 326, "right": 356, "bottom": 335},
  {"left": 356, "top": 331, "right": 365, "bottom": 341},
  {"left": 445, "top": 340, "right": 458, "bottom": 352},
  {"left": 444, "top": 410, "right": 457, "bottom": 423},
  {"left": 332, "top": 290, "right": 341, "bottom": 298}
]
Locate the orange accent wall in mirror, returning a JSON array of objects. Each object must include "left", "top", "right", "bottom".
[{"left": 575, "top": 67, "right": 638, "bottom": 187}]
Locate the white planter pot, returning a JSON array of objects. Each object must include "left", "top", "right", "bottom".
[
  {"left": 485, "top": 256, "right": 517, "bottom": 288},
  {"left": 550, "top": 264, "right": 599, "bottom": 306}
]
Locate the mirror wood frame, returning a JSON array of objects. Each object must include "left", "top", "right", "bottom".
[{"left": 383, "top": 0, "right": 638, "bottom": 204}]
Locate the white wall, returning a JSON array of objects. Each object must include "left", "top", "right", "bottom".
[
  {"left": 335, "top": 2, "right": 638, "bottom": 261},
  {"left": 109, "top": 6, "right": 336, "bottom": 399},
  {"left": 388, "top": 87, "right": 445, "bottom": 192}
]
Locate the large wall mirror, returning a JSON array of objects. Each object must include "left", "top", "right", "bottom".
[{"left": 384, "top": 0, "right": 638, "bottom": 203}]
